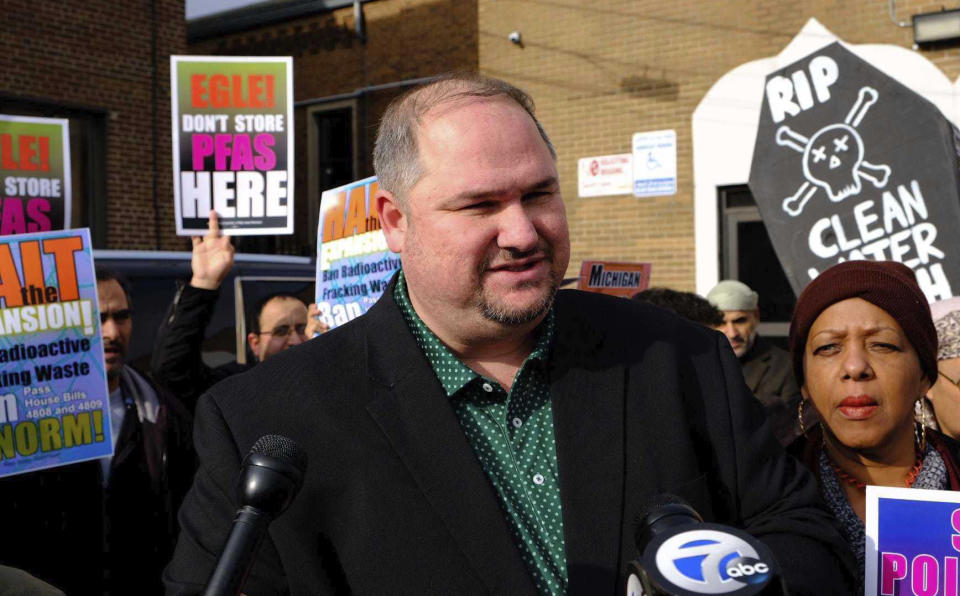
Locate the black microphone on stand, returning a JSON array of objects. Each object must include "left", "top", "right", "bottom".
[
  {"left": 203, "top": 434, "right": 308, "bottom": 596},
  {"left": 625, "top": 494, "right": 787, "bottom": 596}
]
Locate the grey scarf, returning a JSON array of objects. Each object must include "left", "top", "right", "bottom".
[{"left": 818, "top": 443, "right": 947, "bottom": 582}]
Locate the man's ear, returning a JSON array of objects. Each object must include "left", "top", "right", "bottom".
[
  {"left": 247, "top": 332, "right": 260, "bottom": 357},
  {"left": 376, "top": 189, "right": 407, "bottom": 254}
]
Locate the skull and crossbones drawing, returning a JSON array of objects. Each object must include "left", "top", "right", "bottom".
[{"left": 775, "top": 86, "right": 891, "bottom": 217}]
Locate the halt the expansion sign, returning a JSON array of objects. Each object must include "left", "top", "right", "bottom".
[
  {"left": 315, "top": 177, "right": 399, "bottom": 329},
  {"left": 577, "top": 261, "right": 652, "bottom": 297},
  {"left": 171, "top": 56, "right": 294, "bottom": 235},
  {"left": 0, "top": 115, "right": 71, "bottom": 234},
  {"left": 749, "top": 42, "right": 960, "bottom": 301},
  {"left": 0, "top": 228, "right": 111, "bottom": 478}
]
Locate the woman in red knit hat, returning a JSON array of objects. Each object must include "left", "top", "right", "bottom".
[{"left": 788, "top": 260, "right": 960, "bottom": 580}]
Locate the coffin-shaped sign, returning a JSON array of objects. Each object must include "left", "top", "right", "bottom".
[{"left": 749, "top": 41, "right": 960, "bottom": 301}]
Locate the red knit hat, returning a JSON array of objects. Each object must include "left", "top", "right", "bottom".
[{"left": 789, "top": 261, "right": 938, "bottom": 387}]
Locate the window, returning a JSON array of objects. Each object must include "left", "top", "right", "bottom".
[
  {"left": 307, "top": 100, "right": 357, "bottom": 249},
  {"left": 230, "top": 100, "right": 359, "bottom": 256},
  {"left": 314, "top": 106, "right": 355, "bottom": 192},
  {"left": 718, "top": 185, "right": 795, "bottom": 343}
]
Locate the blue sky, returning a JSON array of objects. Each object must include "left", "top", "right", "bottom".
[{"left": 186, "top": 0, "right": 265, "bottom": 20}]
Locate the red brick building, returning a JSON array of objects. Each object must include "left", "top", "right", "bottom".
[
  {"left": 4, "top": 0, "right": 960, "bottom": 328},
  {"left": 1, "top": 0, "right": 186, "bottom": 250},
  {"left": 187, "top": 0, "right": 477, "bottom": 255}
]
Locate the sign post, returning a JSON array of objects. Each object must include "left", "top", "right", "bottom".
[
  {"left": 578, "top": 153, "right": 632, "bottom": 198},
  {"left": 0, "top": 228, "right": 111, "bottom": 478},
  {"left": 315, "top": 177, "right": 398, "bottom": 328},
  {"left": 633, "top": 130, "right": 676, "bottom": 198},
  {"left": 866, "top": 485, "right": 960, "bottom": 595},
  {"left": 749, "top": 42, "right": 960, "bottom": 301},
  {"left": 0, "top": 115, "right": 71, "bottom": 234},
  {"left": 577, "top": 261, "right": 652, "bottom": 297},
  {"left": 171, "top": 55, "right": 294, "bottom": 236}
]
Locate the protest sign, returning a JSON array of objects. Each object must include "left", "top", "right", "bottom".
[
  {"left": 749, "top": 42, "right": 960, "bottom": 302},
  {"left": 171, "top": 55, "right": 294, "bottom": 235},
  {"left": 577, "top": 261, "right": 652, "bottom": 297},
  {"left": 315, "top": 176, "right": 398, "bottom": 328},
  {"left": 0, "top": 228, "right": 110, "bottom": 478},
  {"left": 866, "top": 485, "right": 960, "bottom": 595},
  {"left": 0, "top": 115, "right": 71, "bottom": 234}
]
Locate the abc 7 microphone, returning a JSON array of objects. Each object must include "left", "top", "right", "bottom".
[
  {"left": 624, "top": 494, "right": 787, "bottom": 596},
  {"left": 203, "top": 434, "right": 308, "bottom": 596}
]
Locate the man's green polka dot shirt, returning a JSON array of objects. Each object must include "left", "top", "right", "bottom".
[{"left": 395, "top": 272, "right": 568, "bottom": 595}]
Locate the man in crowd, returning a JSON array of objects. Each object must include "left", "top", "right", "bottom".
[
  {"left": 706, "top": 279, "right": 804, "bottom": 444},
  {"left": 165, "top": 73, "right": 852, "bottom": 594},
  {"left": 0, "top": 269, "right": 194, "bottom": 595},
  {"left": 632, "top": 287, "right": 724, "bottom": 327},
  {"left": 151, "top": 212, "right": 324, "bottom": 410},
  {"left": 245, "top": 291, "right": 310, "bottom": 362}
]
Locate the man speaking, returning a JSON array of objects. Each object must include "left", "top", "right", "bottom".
[{"left": 164, "top": 74, "right": 852, "bottom": 594}]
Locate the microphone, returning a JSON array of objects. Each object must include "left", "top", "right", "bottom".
[
  {"left": 625, "top": 494, "right": 786, "bottom": 596},
  {"left": 203, "top": 434, "right": 308, "bottom": 596}
]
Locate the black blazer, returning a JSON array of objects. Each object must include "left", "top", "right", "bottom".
[
  {"left": 164, "top": 287, "right": 854, "bottom": 595},
  {"left": 0, "top": 366, "right": 195, "bottom": 596},
  {"left": 740, "top": 337, "right": 803, "bottom": 445}
]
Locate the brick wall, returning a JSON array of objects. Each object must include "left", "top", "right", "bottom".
[
  {"left": 6, "top": 0, "right": 952, "bottom": 263},
  {"left": 0, "top": 0, "right": 187, "bottom": 250},
  {"left": 478, "top": 0, "right": 960, "bottom": 290},
  {"left": 1, "top": 0, "right": 476, "bottom": 254},
  {"left": 189, "top": 0, "right": 478, "bottom": 254}
]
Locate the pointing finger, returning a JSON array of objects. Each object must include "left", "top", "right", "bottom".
[{"left": 207, "top": 210, "right": 221, "bottom": 239}]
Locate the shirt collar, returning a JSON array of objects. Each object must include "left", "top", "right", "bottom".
[{"left": 394, "top": 270, "right": 555, "bottom": 397}]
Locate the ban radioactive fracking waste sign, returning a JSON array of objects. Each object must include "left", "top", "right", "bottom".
[{"left": 749, "top": 42, "right": 960, "bottom": 301}]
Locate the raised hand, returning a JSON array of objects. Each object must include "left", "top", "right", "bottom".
[
  {"left": 190, "top": 210, "right": 235, "bottom": 290},
  {"left": 305, "top": 303, "right": 330, "bottom": 338}
]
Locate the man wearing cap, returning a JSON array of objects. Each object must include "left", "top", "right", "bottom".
[{"left": 707, "top": 280, "right": 802, "bottom": 444}]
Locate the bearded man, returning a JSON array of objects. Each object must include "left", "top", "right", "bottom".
[
  {"left": 707, "top": 279, "right": 804, "bottom": 444},
  {"left": 165, "top": 74, "right": 852, "bottom": 595}
]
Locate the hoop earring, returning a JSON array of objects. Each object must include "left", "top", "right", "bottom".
[
  {"left": 798, "top": 399, "right": 807, "bottom": 436},
  {"left": 916, "top": 399, "right": 928, "bottom": 452}
]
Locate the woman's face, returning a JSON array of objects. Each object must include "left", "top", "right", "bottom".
[{"left": 802, "top": 298, "right": 931, "bottom": 452}]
